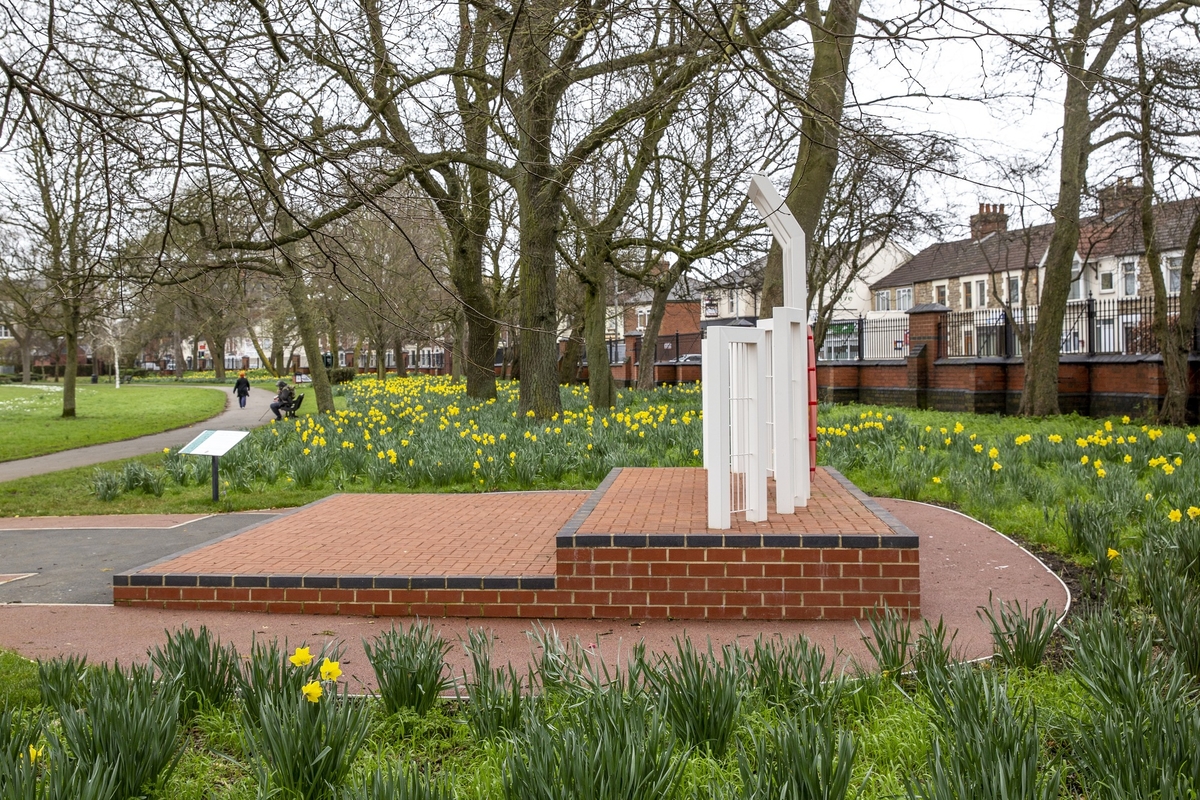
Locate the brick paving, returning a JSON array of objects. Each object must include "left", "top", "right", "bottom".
[
  {"left": 143, "top": 492, "right": 589, "bottom": 578},
  {"left": 578, "top": 468, "right": 891, "bottom": 535}
]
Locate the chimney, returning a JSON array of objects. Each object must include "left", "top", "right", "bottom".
[
  {"left": 970, "top": 202, "right": 1008, "bottom": 240},
  {"left": 1098, "top": 177, "right": 1141, "bottom": 218}
]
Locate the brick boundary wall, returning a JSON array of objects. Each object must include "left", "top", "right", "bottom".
[
  {"left": 114, "top": 469, "right": 920, "bottom": 620},
  {"left": 817, "top": 306, "right": 1200, "bottom": 419}
]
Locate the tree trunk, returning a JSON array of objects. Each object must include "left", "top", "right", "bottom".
[
  {"left": 1133, "top": 25, "right": 1187, "bottom": 425},
  {"left": 173, "top": 307, "right": 185, "bottom": 379},
  {"left": 282, "top": 271, "right": 335, "bottom": 413},
  {"left": 760, "top": 0, "right": 862, "bottom": 316},
  {"left": 451, "top": 311, "right": 466, "bottom": 380},
  {"left": 326, "top": 314, "right": 338, "bottom": 372},
  {"left": 246, "top": 325, "right": 277, "bottom": 376},
  {"left": 517, "top": 188, "right": 564, "bottom": 417},
  {"left": 209, "top": 334, "right": 227, "bottom": 381},
  {"left": 20, "top": 337, "right": 31, "bottom": 384},
  {"left": 1019, "top": 61, "right": 1093, "bottom": 416},
  {"left": 583, "top": 270, "right": 615, "bottom": 409},
  {"left": 394, "top": 334, "right": 407, "bottom": 376},
  {"left": 375, "top": 334, "right": 386, "bottom": 380},
  {"left": 62, "top": 318, "right": 78, "bottom": 418},
  {"left": 637, "top": 283, "right": 672, "bottom": 391},
  {"left": 558, "top": 323, "right": 581, "bottom": 385}
]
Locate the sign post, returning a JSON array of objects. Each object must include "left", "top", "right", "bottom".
[{"left": 180, "top": 430, "right": 251, "bottom": 502}]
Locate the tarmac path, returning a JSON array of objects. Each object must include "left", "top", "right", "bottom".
[{"left": 0, "top": 385, "right": 279, "bottom": 483}]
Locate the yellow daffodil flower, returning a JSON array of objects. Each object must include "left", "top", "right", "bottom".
[
  {"left": 289, "top": 646, "right": 313, "bottom": 667},
  {"left": 302, "top": 680, "right": 323, "bottom": 702},
  {"left": 320, "top": 658, "right": 342, "bottom": 681}
]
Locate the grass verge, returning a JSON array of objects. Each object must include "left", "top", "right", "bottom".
[{"left": 0, "top": 384, "right": 228, "bottom": 462}]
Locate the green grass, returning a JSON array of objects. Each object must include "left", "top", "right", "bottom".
[
  {"left": 0, "top": 384, "right": 228, "bottom": 462},
  {"left": 0, "top": 648, "right": 39, "bottom": 708}
]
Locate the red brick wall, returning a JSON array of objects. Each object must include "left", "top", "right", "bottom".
[{"left": 113, "top": 545, "right": 921, "bottom": 620}]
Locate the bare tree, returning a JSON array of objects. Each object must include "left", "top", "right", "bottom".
[
  {"left": 0, "top": 94, "right": 124, "bottom": 417},
  {"left": 808, "top": 123, "right": 952, "bottom": 351},
  {"left": 979, "top": 0, "right": 1200, "bottom": 416}
]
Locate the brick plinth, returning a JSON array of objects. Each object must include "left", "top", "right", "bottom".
[{"left": 115, "top": 468, "right": 920, "bottom": 620}]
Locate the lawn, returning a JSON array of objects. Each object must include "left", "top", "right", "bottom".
[
  {"left": 0, "top": 377, "right": 698, "bottom": 515},
  {"left": 0, "top": 384, "right": 228, "bottom": 462}
]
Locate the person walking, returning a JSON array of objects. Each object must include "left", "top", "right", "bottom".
[{"left": 233, "top": 371, "right": 252, "bottom": 408}]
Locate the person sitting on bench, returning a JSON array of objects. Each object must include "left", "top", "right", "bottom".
[{"left": 271, "top": 380, "right": 295, "bottom": 421}]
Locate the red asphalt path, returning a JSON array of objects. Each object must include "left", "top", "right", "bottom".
[{"left": 0, "top": 499, "right": 1068, "bottom": 688}]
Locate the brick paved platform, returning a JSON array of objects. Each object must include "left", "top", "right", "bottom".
[{"left": 115, "top": 467, "right": 919, "bottom": 620}]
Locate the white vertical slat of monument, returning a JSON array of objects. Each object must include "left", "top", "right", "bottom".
[
  {"left": 702, "top": 325, "right": 768, "bottom": 528},
  {"left": 748, "top": 174, "right": 811, "bottom": 512}
]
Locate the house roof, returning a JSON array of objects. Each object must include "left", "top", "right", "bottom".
[
  {"left": 871, "top": 225, "right": 1054, "bottom": 289},
  {"left": 700, "top": 257, "right": 766, "bottom": 292},
  {"left": 871, "top": 196, "right": 1200, "bottom": 290}
]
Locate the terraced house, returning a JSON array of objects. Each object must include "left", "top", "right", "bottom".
[{"left": 870, "top": 182, "right": 1199, "bottom": 359}]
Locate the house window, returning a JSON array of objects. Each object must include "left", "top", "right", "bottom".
[
  {"left": 636, "top": 309, "right": 649, "bottom": 330},
  {"left": 976, "top": 280, "right": 987, "bottom": 308},
  {"left": 0, "top": 324, "right": 9, "bottom": 339},
  {"left": 1100, "top": 269, "right": 1114, "bottom": 292},
  {"left": 1068, "top": 269, "right": 1083, "bottom": 301},
  {"left": 896, "top": 287, "right": 913, "bottom": 311},
  {"left": 874, "top": 290, "right": 891, "bottom": 311},
  {"left": 935, "top": 284, "right": 947, "bottom": 306},
  {"left": 1167, "top": 256, "right": 1182, "bottom": 294},
  {"left": 1007, "top": 277, "right": 1020, "bottom": 305},
  {"left": 1122, "top": 260, "right": 1137, "bottom": 296},
  {"left": 703, "top": 294, "right": 719, "bottom": 318},
  {"left": 963, "top": 282, "right": 973, "bottom": 309},
  {"left": 727, "top": 291, "right": 736, "bottom": 314}
]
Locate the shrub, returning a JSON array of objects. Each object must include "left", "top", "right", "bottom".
[
  {"left": 90, "top": 468, "right": 122, "bottom": 501},
  {"left": 462, "top": 629, "right": 529, "bottom": 740},
  {"left": 236, "top": 637, "right": 332, "bottom": 728},
  {"left": 912, "top": 616, "right": 957, "bottom": 690},
  {"left": 750, "top": 635, "right": 844, "bottom": 716},
  {"left": 977, "top": 595, "right": 1059, "bottom": 670},
  {"left": 37, "top": 653, "right": 89, "bottom": 711},
  {"left": 329, "top": 367, "right": 357, "bottom": 384},
  {"left": 1130, "top": 534, "right": 1200, "bottom": 679},
  {"left": 363, "top": 621, "right": 451, "bottom": 716},
  {"left": 57, "top": 661, "right": 183, "bottom": 800},
  {"left": 502, "top": 688, "right": 685, "bottom": 800},
  {"left": 859, "top": 605, "right": 911, "bottom": 683},
  {"left": 0, "top": 708, "right": 118, "bottom": 800},
  {"left": 241, "top": 683, "right": 371, "bottom": 800},
  {"left": 343, "top": 762, "right": 454, "bottom": 800},
  {"left": 149, "top": 626, "right": 241, "bottom": 722},
  {"left": 737, "top": 710, "right": 857, "bottom": 800},
  {"left": 651, "top": 638, "right": 743, "bottom": 757},
  {"left": 911, "top": 665, "right": 1060, "bottom": 800}
]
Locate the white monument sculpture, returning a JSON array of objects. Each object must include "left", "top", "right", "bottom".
[{"left": 703, "top": 174, "right": 811, "bottom": 528}]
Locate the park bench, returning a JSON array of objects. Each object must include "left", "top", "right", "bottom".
[{"left": 282, "top": 393, "right": 304, "bottom": 418}]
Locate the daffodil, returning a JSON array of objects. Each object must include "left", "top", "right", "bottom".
[
  {"left": 992, "top": 462, "right": 1002, "bottom": 472},
  {"left": 302, "top": 680, "right": 323, "bottom": 702},
  {"left": 320, "top": 658, "right": 342, "bottom": 681},
  {"left": 932, "top": 476, "right": 941, "bottom": 484},
  {"left": 1107, "top": 548, "right": 1119, "bottom": 560},
  {"left": 289, "top": 646, "right": 313, "bottom": 667},
  {"left": 988, "top": 447, "right": 999, "bottom": 459},
  {"left": 1169, "top": 509, "right": 1183, "bottom": 523},
  {"left": 1189, "top": 506, "right": 1200, "bottom": 520}
]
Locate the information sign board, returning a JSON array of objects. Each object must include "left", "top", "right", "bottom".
[{"left": 180, "top": 430, "right": 250, "bottom": 457}]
